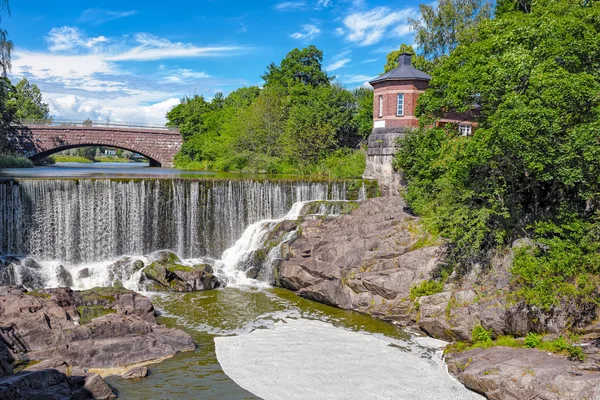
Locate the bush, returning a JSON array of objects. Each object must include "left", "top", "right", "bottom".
[
  {"left": 409, "top": 279, "right": 444, "bottom": 300},
  {"left": 524, "top": 332, "right": 542, "bottom": 348},
  {"left": 0, "top": 155, "right": 34, "bottom": 168},
  {"left": 472, "top": 324, "right": 493, "bottom": 344}
]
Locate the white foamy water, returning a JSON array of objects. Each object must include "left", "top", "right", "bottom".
[{"left": 215, "top": 318, "right": 483, "bottom": 400}]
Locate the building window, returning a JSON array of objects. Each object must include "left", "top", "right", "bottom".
[
  {"left": 378, "top": 95, "right": 383, "bottom": 118},
  {"left": 459, "top": 124, "right": 472, "bottom": 136},
  {"left": 397, "top": 94, "right": 404, "bottom": 116}
]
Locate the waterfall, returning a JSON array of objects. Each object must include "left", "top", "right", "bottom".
[{"left": 0, "top": 178, "right": 371, "bottom": 263}]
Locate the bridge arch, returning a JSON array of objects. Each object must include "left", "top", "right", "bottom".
[
  {"left": 10, "top": 123, "right": 183, "bottom": 168},
  {"left": 30, "top": 143, "right": 163, "bottom": 167}
]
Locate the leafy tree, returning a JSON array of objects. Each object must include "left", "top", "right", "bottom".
[
  {"left": 262, "top": 45, "right": 331, "bottom": 90},
  {"left": 408, "top": 0, "right": 492, "bottom": 60},
  {"left": 12, "top": 78, "right": 50, "bottom": 120},
  {"left": 0, "top": 0, "right": 12, "bottom": 77},
  {"left": 398, "top": 0, "right": 600, "bottom": 313},
  {"left": 495, "top": 0, "right": 532, "bottom": 15},
  {"left": 0, "top": 76, "right": 15, "bottom": 151},
  {"left": 353, "top": 87, "right": 374, "bottom": 139}
]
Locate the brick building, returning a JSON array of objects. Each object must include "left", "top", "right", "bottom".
[{"left": 363, "top": 53, "right": 475, "bottom": 194}]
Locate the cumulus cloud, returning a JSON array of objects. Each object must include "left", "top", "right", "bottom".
[
  {"left": 341, "top": 6, "right": 416, "bottom": 46},
  {"left": 290, "top": 24, "right": 321, "bottom": 40},
  {"left": 10, "top": 26, "right": 247, "bottom": 124},
  {"left": 342, "top": 74, "right": 376, "bottom": 84}
]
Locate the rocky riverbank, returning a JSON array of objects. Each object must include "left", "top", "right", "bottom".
[
  {"left": 0, "top": 286, "right": 195, "bottom": 399},
  {"left": 274, "top": 196, "right": 600, "bottom": 399}
]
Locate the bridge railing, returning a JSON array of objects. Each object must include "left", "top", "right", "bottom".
[{"left": 16, "top": 119, "right": 180, "bottom": 133}]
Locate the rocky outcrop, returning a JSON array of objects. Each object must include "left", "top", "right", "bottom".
[
  {"left": 141, "top": 251, "right": 221, "bottom": 291},
  {"left": 446, "top": 346, "right": 600, "bottom": 400},
  {"left": 0, "top": 285, "right": 195, "bottom": 398},
  {"left": 276, "top": 196, "right": 440, "bottom": 324},
  {"left": 276, "top": 196, "right": 600, "bottom": 398}
]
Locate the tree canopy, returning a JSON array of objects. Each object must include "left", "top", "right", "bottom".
[
  {"left": 169, "top": 46, "right": 372, "bottom": 178},
  {"left": 397, "top": 0, "right": 600, "bottom": 313}
]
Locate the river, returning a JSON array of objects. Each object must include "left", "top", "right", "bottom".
[{"left": 0, "top": 164, "right": 481, "bottom": 399}]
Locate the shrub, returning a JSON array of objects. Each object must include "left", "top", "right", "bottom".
[
  {"left": 524, "top": 332, "right": 542, "bottom": 348},
  {"left": 409, "top": 279, "right": 444, "bottom": 300},
  {"left": 472, "top": 324, "right": 493, "bottom": 344},
  {"left": 0, "top": 155, "right": 34, "bottom": 168}
]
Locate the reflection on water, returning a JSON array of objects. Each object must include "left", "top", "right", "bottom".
[{"left": 105, "top": 287, "right": 412, "bottom": 399}]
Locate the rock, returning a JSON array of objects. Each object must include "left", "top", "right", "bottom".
[
  {"left": 277, "top": 197, "right": 442, "bottom": 323},
  {"left": 55, "top": 265, "right": 74, "bottom": 287},
  {"left": 122, "top": 366, "right": 148, "bottom": 379},
  {"left": 446, "top": 347, "right": 600, "bottom": 400},
  {"left": 78, "top": 268, "right": 93, "bottom": 279},
  {"left": 193, "top": 263, "right": 213, "bottom": 274},
  {"left": 142, "top": 256, "right": 221, "bottom": 292},
  {"left": 0, "top": 368, "right": 116, "bottom": 400},
  {"left": 0, "top": 286, "right": 195, "bottom": 372}
]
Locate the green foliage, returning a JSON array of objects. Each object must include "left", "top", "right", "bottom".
[
  {"left": 472, "top": 324, "right": 493, "bottom": 343},
  {"left": 262, "top": 45, "right": 331, "bottom": 90},
  {"left": 524, "top": 332, "right": 542, "bottom": 348},
  {"left": 171, "top": 46, "right": 371, "bottom": 178},
  {"left": 11, "top": 77, "right": 50, "bottom": 120},
  {"left": 409, "top": 279, "right": 444, "bottom": 299},
  {"left": 398, "top": 1, "right": 600, "bottom": 317},
  {"left": 0, "top": 154, "right": 33, "bottom": 168},
  {"left": 408, "top": 0, "right": 492, "bottom": 60}
]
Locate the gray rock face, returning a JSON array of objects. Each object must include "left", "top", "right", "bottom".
[
  {"left": 0, "top": 368, "right": 116, "bottom": 400},
  {"left": 446, "top": 347, "right": 600, "bottom": 400},
  {"left": 277, "top": 196, "right": 440, "bottom": 325},
  {"left": 0, "top": 287, "right": 195, "bottom": 371}
]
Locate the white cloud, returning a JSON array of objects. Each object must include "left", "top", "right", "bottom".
[
  {"left": 274, "top": 2, "right": 306, "bottom": 10},
  {"left": 342, "top": 74, "right": 375, "bottom": 84},
  {"left": 334, "top": 27, "right": 345, "bottom": 36},
  {"left": 47, "top": 95, "right": 180, "bottom": 125},
  {"left": 46, "top": 27, "right": 108, "bottom": 52},
  {"left": 315, "top": 0, "right": 332, "bottom": 9},
  {"left": 326, "top": 58, "right": 351, "bottom": 71},
  {"left": 290, "top": 24, "right": 321, "bottom": 40},
  {"left": 164, "top": 69, "right": 211, "bottom": 84},
  {"left": 341, "top": 6, "right": 416, "bottom": 46},
  {"left": 10, "top": 27, "right": 247, "bottom": 124},
  {"left": 362, "top": 58, "right": 378, "bottom": 63},
  {"left": 77, "top": 8, "right": 137, "bottom": 25}
]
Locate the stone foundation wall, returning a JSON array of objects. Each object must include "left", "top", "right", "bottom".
[{"left": 363, "top": 127, "right": 409, "bottom": 196}]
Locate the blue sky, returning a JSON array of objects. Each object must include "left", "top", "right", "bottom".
[{"left": 4, "top": 0, "right": 421, "bottom": 124}]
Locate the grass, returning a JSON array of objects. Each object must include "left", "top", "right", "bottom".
[
  {"left": 446, "top": 326, "right": 586, "bottom": 361},
  {"left": 96, "top": 156, "right": 139, "bottom": 163},
  {"left": 50, "top": 155, "right": 93, "bottom": 163},
  {"left": 77, "top": 305, "right": 117, "bottom": 325},
  {"left": 0, "top": 154, "right": 34, "bottom": 168}
]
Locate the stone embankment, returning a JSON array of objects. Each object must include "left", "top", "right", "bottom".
[
  {"left": 0, "top": 286, "right": 195, "bottom": 399},
  {"left": 275, "top": 196, "right": 600, "bottom": 399}
]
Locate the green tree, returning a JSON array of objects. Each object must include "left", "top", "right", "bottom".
[
  {"left": 495, "top": 0, "right": 532, "bottom": 15},
  {"left": 408, "top": 0, "right": 492, "bottom": 60},
  {"left": 0, "top": 0, "right": 12, "bottom": 77},
  {"left": 12, "top": 78, "right": 50, "bottom": 120},
  {"left": 353, "top": 86, "right": 374, "bottom": 139},
  {"left": 0, "top": 76, "right": 15, "bottom": 151},
  {"left": 398, "top": 0, "right": 600, "bottom": 311},
  {"left": 262, "top": 45, "right": 331, "bottom": 90}
]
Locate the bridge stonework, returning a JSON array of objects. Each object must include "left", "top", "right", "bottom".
[{"left": 11, "top": 125, "right": 183, "bottom": 168}]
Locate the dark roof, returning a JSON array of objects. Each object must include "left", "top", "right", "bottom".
[{"left": 369, "top": 53, "right": 431, "bottom": 85}]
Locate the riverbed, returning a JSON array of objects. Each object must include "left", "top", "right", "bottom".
[{"left": 0, "top": 164, "right": 481, "bottom": 399}]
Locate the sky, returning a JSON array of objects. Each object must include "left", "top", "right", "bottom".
[{"left": 3, "top": 0, "right": 421, "bottom": 125}]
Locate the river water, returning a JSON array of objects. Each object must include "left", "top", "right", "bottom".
[{"left": 0, "top": 164, "right": 481, "bottom": 400}]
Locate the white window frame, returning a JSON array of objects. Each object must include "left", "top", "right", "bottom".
[
  {"left": 397, "top": 94, "right": 404, "bottom": 116},
  {"left": 378, "top": 95, "right": 383, "bottom": 118},
  {"left": 459, "top": 124, "right": 472, "bottom": 136}
]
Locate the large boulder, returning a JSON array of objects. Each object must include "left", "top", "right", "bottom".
[
  {"left": 446, "top": 347, "right": 600, "bottom": 400},
  {"left": 0, "top": 286, "right": 195, "bottom": 372},
  {"left": 141, "top": 251, "right": 221, "bottom": 292}
]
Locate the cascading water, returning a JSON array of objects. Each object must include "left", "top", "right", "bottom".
[{"left": 0, "top": 178, "right": 371, "bottom": 290}]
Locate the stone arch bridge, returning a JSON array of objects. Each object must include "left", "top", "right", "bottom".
[{"left": 10, "top": 120, "right": 183, "bottom": 167}]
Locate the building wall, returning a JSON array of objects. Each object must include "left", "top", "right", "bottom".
[{"left": 371, "top": 80, "right": 429, "bottom": 129}]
